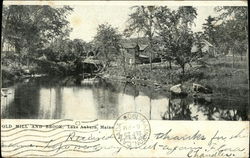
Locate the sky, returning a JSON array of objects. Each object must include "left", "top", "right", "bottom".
[{"left": 68, "top": 6, "right": 219, "bottom": 42}]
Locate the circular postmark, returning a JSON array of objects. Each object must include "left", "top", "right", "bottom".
[{"left": 113, "top": 112, "right": 151, "bottom": 149}]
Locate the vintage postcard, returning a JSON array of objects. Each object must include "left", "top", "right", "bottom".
[{"left": 1, "top": 0, "right": 249, "bottom": 157}]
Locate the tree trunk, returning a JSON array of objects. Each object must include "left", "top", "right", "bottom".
[
  {"left": 232, "top": 49, "right": 234, "bottom": 69},
  {"left": 1, "top": 36, "right": 6, "bottom": 53},
  {"left": 14, "top": 41, "right": 22, "bottom": 69},
  {"left": 181, "top": 64, "right": 185, "bottom": 75},
  {"left": 169, "top": 60, "right": 172, "bottom": 69},
  {"left": 134, "top": 49, "right": 136, "bottom": 71},
  {"left": 148, "top": 12, "right": 153, "bottom": 73},
  {"left": 149, "top": 91, "right": 152, "bottom": 120},
  {"left": 122, "top": 51, "right": 126, "bottom": 75},
  {"left": 1, "top": 8, "right": 10, "bottom": 52},
  {"left": 149, "top": 35, "right": 153, "bottom": 72},
  {"left": 27, "top": 58, "right": 30, "bottom": 69}
]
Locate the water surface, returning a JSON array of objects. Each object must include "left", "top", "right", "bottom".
[{"left": 1, "top": 76, "right": 248, "bottom": 120}]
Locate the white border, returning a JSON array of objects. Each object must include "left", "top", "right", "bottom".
[{"left": 3, "top": 1, "right": 248, "bottom": 6}]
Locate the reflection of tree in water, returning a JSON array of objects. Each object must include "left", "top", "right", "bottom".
[
  {"left": 122, "top": 82, "right": 139, "bottom": 98},
  {"left": 53, "top": 87, "right": 63, "bottom": 119},
  {"left": 198, "top": 97, "right": 247, "bottom": 120},
  {"left": 162, "top": 95, "right": 247, "bottom": 121},
  {"left": 4, "top": 83, "right": 40, "bottom": 119},
  {"left": 28, "top": 77, "right": 64, "bottom": 119},
  {"left": 210, "top": 98, "right": 247, "bottom": 121},
  {"left": 2, "top": 77, "right": 67, "bottom": 119},
  {"left": 122, "top": 82, "right": 141, "bottom": 114},
  {"left": 92, "top": 79, "right": 119, "bottom": 119},
  {"left": 162, "top": 97, "right": 192, "bottom": 120},
  {"left": 4, "top": 76, "right": 247, "bottom": 120}
]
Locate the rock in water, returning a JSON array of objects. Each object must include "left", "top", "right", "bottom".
[{"left": 170, "top": 84, "right": 183, "bottom": 94}]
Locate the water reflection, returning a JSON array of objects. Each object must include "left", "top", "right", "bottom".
[
  {"left": 1, "top": 76, "right": 248, "bottom": 120},
  {"left": 162, "top": 98, "right": 192, "bottom": 120}
]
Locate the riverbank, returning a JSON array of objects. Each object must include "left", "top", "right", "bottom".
[
  {"left": 1, "top": 65, "right": 47, "bottom": 87},
  {"left": 2, "top": 55, "right": 248, "bottom": 102},
  {"left": 102, "top": 56, "right": 249, "bottom": 103}
]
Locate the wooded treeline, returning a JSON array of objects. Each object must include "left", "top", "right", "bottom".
[{"left": 1, "top": 5, "right": 248, "bottom": 78}]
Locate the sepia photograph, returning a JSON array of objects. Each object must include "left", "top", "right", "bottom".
[
  {"left": 1, "top": 1, "right": 249, "bottom": 158},
  {"left": 1, "top": 3, "right": 249, "bottom": 121}
]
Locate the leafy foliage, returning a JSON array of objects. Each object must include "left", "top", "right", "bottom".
[
  {"left": 2, "top": 5, "right": 247, "bottom": 78},
  {"left": 2, "top": 5, "right": 73, "bottom": 56},
  {"left": 205, "top": 6, "right": 248, "bottom": 57},
  {"left": 45, "top": 38, "right": 91, "bottom": 62},
  {"left": 93, "top": 23, "right": 122, "bottom": 64},
  {"left": 202, "top": 16, "right": 217, "bottom": 46},
  {"left": 155, "top": 6, "right": 198, "bottom": 73}
]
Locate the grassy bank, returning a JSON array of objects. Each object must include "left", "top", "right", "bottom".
[{"left": 103, "top": 56, "right": 249, "bottom": 100}]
